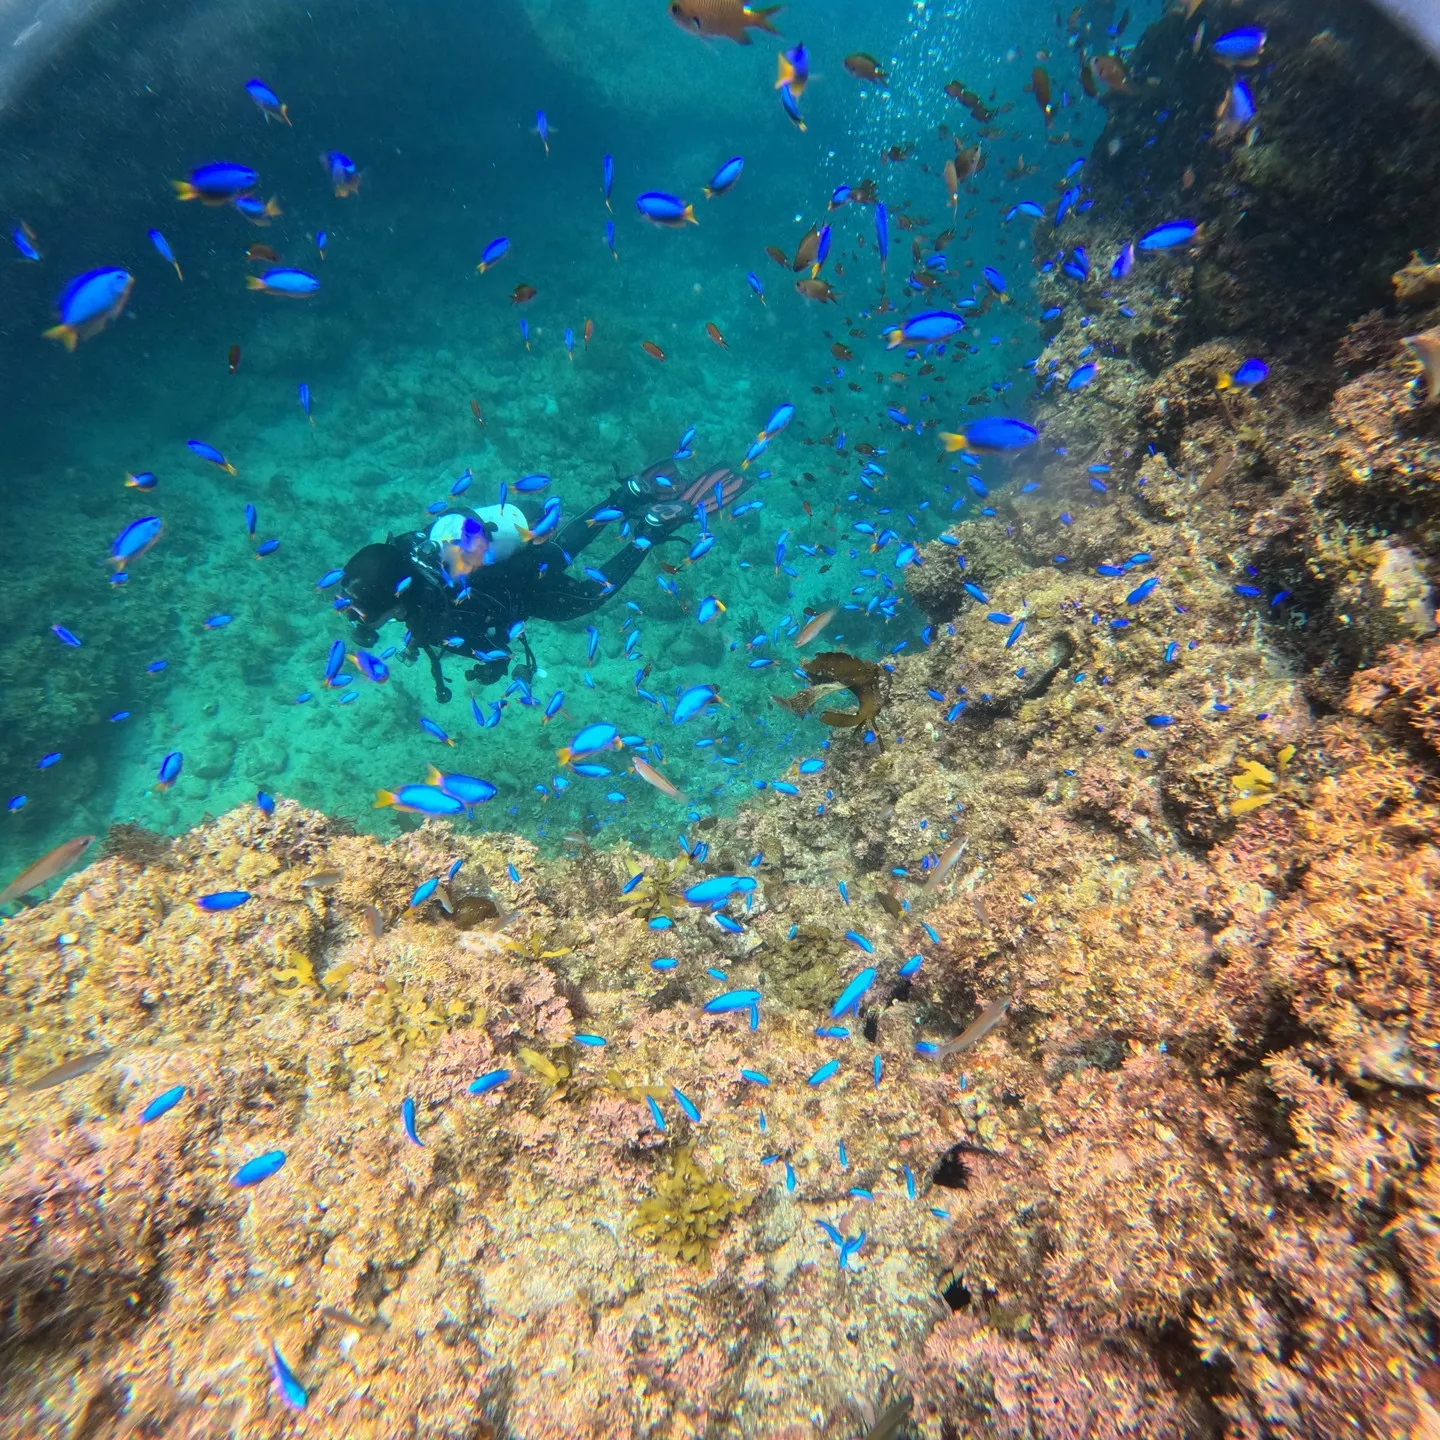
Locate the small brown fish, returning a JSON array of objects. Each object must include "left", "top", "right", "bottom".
[
  {"left": 793, "top": 228, "right": 820, "bottom": 272},
  {"left": 844, "top": 52, "right": 887, "bottom": 83},
  {"left": 765, "top": 245, "right": 791, "bottom": 268},
  {"left": 632, "top": 756, "right": 685, "bottom": 799},
  {"left": 320, "top": 1305, "right": 388, "bottom": 1334},
  {"left": 1078, "top": 55, "right": 1098, "bottom": 97},
  {"left": 1031, "top": 66, "right": 1052, "bottom": 124},
  {"left": 1181, "top": 165, "right": 1195, "bottom": 190},
  {"left": 471, "top": 398, "right": 485, "bottom": 426},
  {"left": 943, "top": 159, "right": 959, "bottom": 208},
  {"left": 1090, "top": 53, "right": 1128, "bottom": 92},
  {"left": 245, "top": 242, "right": 280, "bottom": 263},
  {"left": 511, "top": 284, "right": 537, "bottom": 305},
  {"left": 922, "top": 834, "right": 968, "bottom": 894},
  {"left": 584, "top": 317, "right": 594, "bottom": 347},
  {"left": 301, "top": 869, "right": 343, "bottom": 888},
  {"left": 1, "top": 835, "right": 94, "bottom": 905},
  {"left": 795, "top": 277, "right": 837, "bottom": 303},
  {"left": 794, "top": 607, "right": 835, "bottom": 647},
  {"left": 706, "top": 321, "right": 728, "bottom": 348},
  {"left": 667, "top": 0, "right": 782, "bottom": 44},
  {"left": 21, "top": 1049, "right": 111, "bottom": 1093},
  {"left": 642, "top": 340, "right": 667, "bottom": 360},
  {"left": 831, "top": 341, "right": 852, "bottom": 360},
  {"left": 936, "top": 998, "right": 1010, "bottom": 1059},
  {"left": 362, "top": 904, "right": 385, "bottom": 939},
  {"left": 953, "top": 141, "right": 983, "bottom": 181},
  {"left": 227, "top": 343, "right": 241, "bottom": 374}
]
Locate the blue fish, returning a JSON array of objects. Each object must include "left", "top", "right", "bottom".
[
  {"left": 477, "top": 236, "right": 510, "bottom": 273},
  {"left": 246, "top": 267, "right": 320, "bottom": 298},
  {"left": 685, "top": 876, "right": 755, "bottom": 906},
  {"left": 468, "top": 1068, "right": 512, "bottom": 1096},
  {"left": 1067, "top": 363, "right": 1098, "bottom": 390},
  {"left": 1127, "top": 576, "right": 1159, "bottom": 604},
  {"left": 245, "top": 77, "right": 289, "bottom": 124},
  {"left": 740, "top": 1069, "right": 770, "bottom": 1086},
  {"left": 195, "top": 890, "right": 252, "bottom": 912},
  {"left": 45, "top": 268, "right": 134, "bottom": 351},
  {"left": 885, "top": 310, "right": 964, "bottom": 348},
  {"left": 875, "top": 202, "right": 888, "bottom": 276},
  {"left": 704, "top": 988, "right": 762, "bottom": 1013},
  {"left": 156, "top": 751, "right": 183, "bottom": 789},
  {"left": 402, "top": 1096, "right": 424, "bottom": 1146},
  {"left": 673, "top": 684, "right": 721, "bottom": 723},
  {"left": 831, "top": 967, "right": 876, "bottom": 1018},
  {"left": 636, "top": 191, "right": 695, "bottom": 228},
  {"left": 1138, "top": 220, "right": 1199, "bottom": 252},
  {"left": 232, "top": 1150, "right": 286, "bottom": 1187},
  {"left": 256, "top": 791, "right": 275, "bottom": 815},
  {"left": 940, "top": 418, "right": 1038, "bottom": 454},
  {"left": 138, "top": 1084, "right": 186, "bottom": 1124},
  {"left": 672, "top": 1086, "right": 701, "bottom": 1123},
  {"left": 705, "top": 156, "right": 744, "bottom": 197},
  {"left": 419, "top": 717, "right": 454, "bottom": 746},
  {"left": 1212, "top": 26, "right": 1266, "bottom": 65},
  {"left": 646, "top": 1095, "right": 666, "bottom": 1131},
  {"left": 148, "top": 229, "right": 182, "bottom": 280},
  {"left": 187, "top": 439, "right": 237, "bottom": 473},
  {"left": 51, "top": 624, "right": 82, "bottom": 648},
  {"left": 410, "top": 878, "right": 439, "bottom": 908},
  {"left": 268, "top": 1342, "right": 308, "bottom": 1410},
  {"left": 1219, "top": 357, "right": 1268, "bottom": 390},
  {"left": 11, "top": 221, "right": 40, "bottom": 261},
  {"left": 603, "top": 153, "right": 614, "bottom": 210},
  {"left": 808, "top": 1059, "right": 840, "bottom": 1087},
  {"left": 173, "top": 162, "right": 257, "bottom": 204}
]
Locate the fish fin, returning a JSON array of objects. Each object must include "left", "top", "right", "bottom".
[
  {"left": 170, "top": 180, "right": 199, "bottom": 201},
  {"left": 938, "top": 432, "right": 969, "bottom": 452},
  {"left": 279, "top": 105, "right": 291, "bottom": 126},
  {"left": 684, "top": 205, "right": 697, "bottom": 225},
  {"left": 43, "top": 324, "right": 77, "bottom": 352},
  {"left": 374, "top": 790, "right": 396, "bottom": 808},
  {"left": 747, "top": 4, "right": 782, "bottom": 35},
  {"left": 556, "top": 748, "right": 573, "bottom": 767},
  {"left": 424, "top": 765, "right": 445, "bottom": 787},
  {"left": 1216, "top": 373, "right": 1233, "bottom": 391},
  {"left": 245, "top": 275, "right": 267, "bottom": 291},
  {"left": 776, "top": 52, "right": 796, "bottom": 90}
]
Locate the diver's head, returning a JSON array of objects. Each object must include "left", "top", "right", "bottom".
[{"left": 340, "top": 542, "right": 416, "bottom": 632}]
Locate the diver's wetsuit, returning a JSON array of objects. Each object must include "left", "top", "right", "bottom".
[{"left": 342, "top": 463, "right": 745, "bottom": 701}]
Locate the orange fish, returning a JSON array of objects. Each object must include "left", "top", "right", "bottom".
[
  {"left": 667, "top": 0, "right": 782, "bottom": 45},
  {"left": 511, "top": 284, "right": 537, "bottom": 305},
  {"left": 227, "top": 344, "right": 241, "bottom": 374},
  {"left": 584, "top": 317, "right": 594, "bottom": 347},
  {"left": 706, "top": 322, "right": 728, "bottom": 348},
  {"left": 844, "top": 52, "right": 887, "bottom": 83},
  {"left": 795, "top": 277, "right": 837, "bottom": 303},
  {"left": 794, "top": 607, "right": 835, "bottom": 647},
  {"left": 1, "top": 835, "right": 94, "bottom": 905},
  {"left": 245, "top": 242, "right": 280, "bottom": 263},
  {"left": 471, "top": 399, "right": 485, "bottom": 426},
  {"left": 631, "top": 755, "right": 685, "bottom": 799},
  {"left": 642, "top": 340, "right": 667, "bottom": 360}
]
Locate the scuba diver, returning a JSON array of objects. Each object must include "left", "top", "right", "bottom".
[{"left": 338, "top": 461, "right": 745, "bottom": 702}]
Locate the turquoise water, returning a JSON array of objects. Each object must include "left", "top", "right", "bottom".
[{"left": 0, "top": 0, "right": 1150, "bottom": 876}]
